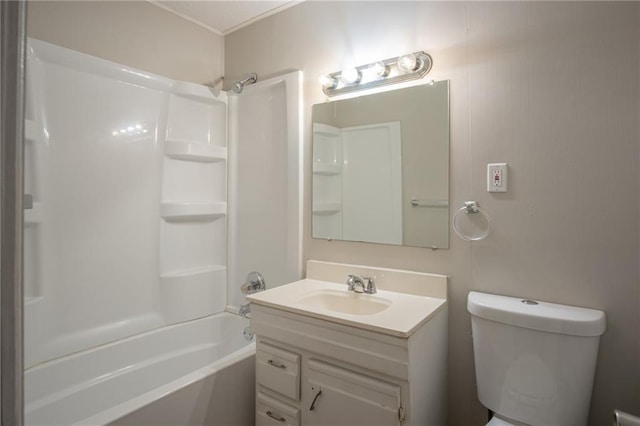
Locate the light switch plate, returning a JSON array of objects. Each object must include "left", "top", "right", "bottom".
[{"left": 487, "top": 163, "right": 508, "bottom": 192}]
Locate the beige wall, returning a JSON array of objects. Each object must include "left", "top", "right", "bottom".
[
  {"left": 226, "top": 2, "right": 640, "bottom": 425},
  {"left": 27, "top": 1, "right": 223, "bottom": 84}
]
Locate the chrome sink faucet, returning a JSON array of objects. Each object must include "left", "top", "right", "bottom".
[{"left": 346, "top": 274, "right": 376, "bottom": 294}]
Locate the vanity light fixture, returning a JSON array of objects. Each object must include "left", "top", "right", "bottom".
[
  {"left": 320, "top": 51, "right": 433, "bottom": 96},
  {"left": 341, "top": 67, "right": 362, "bottom": 85},
  {"left": 397, "top": 53, "right": 419, "bottom": 72},
  {"left": 319, "top": 74, "right": 338, "bottom": 90},
  {"left": 369, "top": 61, "right": 389, "bottom": 78}
]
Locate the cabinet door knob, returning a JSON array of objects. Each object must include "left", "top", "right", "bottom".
[
  {"left": 267, "top": 359, "right": 286, "bottom": 369},
  {"left": 266, "top": 410, "right": 286, "bottom": 422}
]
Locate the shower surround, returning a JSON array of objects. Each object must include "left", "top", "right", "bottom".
[
  {"left": 23, "top": 38, "right": 302, "bottom": 424},
  {"left": 24, "top": 38, "right": 228, "bottom": 368}
]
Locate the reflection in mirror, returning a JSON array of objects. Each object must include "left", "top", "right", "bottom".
[{"left": 312, "top": 81, "right": 449, "bottom": 248}]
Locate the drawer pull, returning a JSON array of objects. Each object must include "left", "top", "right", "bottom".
[
  {"left": 266, "top": 410, "right": 286, "bottom": 422},
  {"left": 267, "top": 359, "right": 286, "bottom": 369}
]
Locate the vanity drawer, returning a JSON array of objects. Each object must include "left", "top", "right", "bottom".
[
  {"left": 256, "top": 341, "right": 300, "bottom": 400},
  {"left": 256, "top": 392, "right": 300, "bottom": 426}
]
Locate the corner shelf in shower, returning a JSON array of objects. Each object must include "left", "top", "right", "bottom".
[
  {"left": 160, "top": 264, "right": 226, "bottom": 279},
  {"left": 312, "top": 162, "right": 341, "bottom": 176},
  {"left": 313, "top": 123, "right": 340, "bottom": 137},
  {"left": 25, "top": 119, "right": 39, "bottom": 142},
  {"left": 159, "top": 265, "right": 227, "bottom": 323},
  {"left": 24, "top": 295, "right": 44, "bottom": 306},
  {"left": 312, "top": 202, "right": 342, "bottom": 215},
  {"left": 165, "top": 139, "right": 227, "bottom": 163},
  {"left": 171, "top": 81, "right": 227, "bottom": 105},
  {"left": 161, "top": 202, "right": 226, "bottom": 222},
  {"left": 24, "top": 201, "right": 43, "bottom": 225}
]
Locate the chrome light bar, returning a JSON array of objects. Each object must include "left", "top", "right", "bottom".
[{"left": 320, "top": 51, "right": 433, "bottom": 96}]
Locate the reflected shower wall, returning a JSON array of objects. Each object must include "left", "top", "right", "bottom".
[{"left": 24, "top": 39, "right": 228, "bottom": 368}]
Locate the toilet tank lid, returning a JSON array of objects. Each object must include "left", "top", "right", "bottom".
[{"left": 467, "top": 291, "right": 606, "bottom": 337}]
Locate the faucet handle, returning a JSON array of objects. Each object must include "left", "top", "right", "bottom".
[
  {"left": 363, "top": 276, "right": 377, "bottom": 294},
  {"left": 346, "top": 274, "right": 356, "bottom": 291},
  {"left": 241, "top": 271, "right": 266, "bottom": 294}
]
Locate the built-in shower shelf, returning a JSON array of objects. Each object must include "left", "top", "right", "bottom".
[
  {"left": 25, "top": 119, "right": 39, "bottom": 142},
  {"left": 313, "top": 162, "right": 341, "bottom": 175},
  {"left": 172, "top": 81, "right": 227, "bottom": 105},
  {"left": 161, "top": 264, "right": 226, "bottom": 279},
  {"left": 24, "top": 296, "right": 44, "bottom": 306},
  {"left": 161, "top": 202, "right": 226, "bottom": 221},
  {"left": 165, "top": 140, "right": 227, "bottom": 162},
  {"left": 159, "top": 265, "right": 227, "bottom": 323},
  {"left": 312, "top": 202, "right": 342, "bottom": 215},
  {"left": 24, "top": 202, "right": 43, "bottom": 225},
  {"left": 313, "top": 123, "right": 340, "bottom": 137}
]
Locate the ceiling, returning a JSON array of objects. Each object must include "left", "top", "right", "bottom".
[{"left": 151, "top": 1, "right": 300, "bottom": 36}]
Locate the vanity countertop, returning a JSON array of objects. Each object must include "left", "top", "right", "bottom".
[{"left": 247, "top": 278, "right": 447, "bottom": 338}]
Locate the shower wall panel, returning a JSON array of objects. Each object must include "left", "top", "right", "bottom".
[
  {"left": 227, "top": 72, "right": 303, "bottom": 310},
  {"left": 24, "top": 39, "right": 227, "bottom": 368}
]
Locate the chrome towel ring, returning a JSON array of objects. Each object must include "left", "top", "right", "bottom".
[{"left": 452, "top": 201, "right": 491, "bottom": 241}]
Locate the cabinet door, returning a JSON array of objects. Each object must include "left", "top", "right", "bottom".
[{"left": 302, "top": 359, "right": 402, "bottom": 426}]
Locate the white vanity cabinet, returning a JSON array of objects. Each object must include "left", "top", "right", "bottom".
[
  {"left": 248, "top": 260, "right": 448, "bottom": 426},
  {"left": 250, "top": 302, "right": 447, "bottom": 426}
]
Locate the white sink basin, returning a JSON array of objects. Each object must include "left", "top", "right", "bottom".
[
  {"left": 247, "top": 278, "right": 447, "bottom": 337},
  {"left": 297, "top": 290, "right": 392, "bottom": 315}
]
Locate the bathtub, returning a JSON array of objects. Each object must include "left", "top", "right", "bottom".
[{"left": 25, "top": 312, "right": 256, "bottom": 426}]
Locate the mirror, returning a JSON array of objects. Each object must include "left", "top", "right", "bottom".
[{"left": 312, "top": 80, "right": 449, "bottom": 248}]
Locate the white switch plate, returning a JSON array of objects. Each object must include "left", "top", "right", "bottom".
[{"left": 487, "top": 163, "right": 508, "bottom": 192}]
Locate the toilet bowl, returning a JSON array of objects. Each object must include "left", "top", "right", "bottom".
[{"left": 468, "top": 291, "right": 606, "bottom": 426}]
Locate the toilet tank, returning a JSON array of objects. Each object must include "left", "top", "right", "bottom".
[{"left": 467, "top": 292, "right": 606, "bottom": 426}]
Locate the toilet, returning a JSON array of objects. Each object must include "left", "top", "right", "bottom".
[{"left": 467, "top": 291, "right": 606, "bottom": 426}]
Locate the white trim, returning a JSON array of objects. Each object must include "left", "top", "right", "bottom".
[
  {"left": 147, "top": 1, "right": 224, "bottom": 36},
  {"left": 222, "top": 0, "right": 305, "bottom": 35},
  {"left": 147, "top": 0, "right": 305, "bottom": 37}
]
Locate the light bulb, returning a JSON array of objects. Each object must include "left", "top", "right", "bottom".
[
  {"left": 319, "top": 74, "right": 337, "bottom": 90},
  {"left": 341, "top": 67, "right": 361, "bottom": 85},
  {"left": 369, "top": 61, "right": 389, "bottom": 78},
  {"left": 397, "top": 53, "right": 418, "bottom": 73}
]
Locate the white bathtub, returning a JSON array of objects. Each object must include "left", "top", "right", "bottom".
[{"left": 25, "top": 312, "right": 256, "bottom": 426}]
